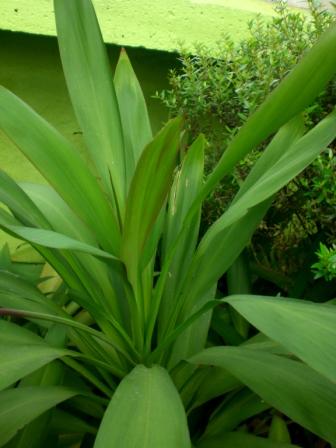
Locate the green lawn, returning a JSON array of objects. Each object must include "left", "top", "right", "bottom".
[{"left": 0, "top": 0, "right": 278, "bottom": 53}]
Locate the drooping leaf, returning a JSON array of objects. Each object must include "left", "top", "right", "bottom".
[
  {"left": 0, "top": 209, "right": 117, "bottom": 261},
  {"left": 226, "top": 295, "right": 336, "bottom": 383},
  {"left": 7, "top": 326, "right": 67, "bottom": 448},
  {"left": 21, "top": 183, "right": 129, "bottom": 325},
  {"left": 0, "top": 341, "right": 69, "bottom": 392},
  {"left": 190, "top": 347, "right": 336, "bottom": 444},
  {"left": 0, "top": 319, "right": 45, "bottom": 346},
  {"left": 0, "top": 86, "right": 120, "bottom": 254},
  {"left": 0, "top": 270, "right": 59, "bottom": 315},
  {"left": 187, "top": 110, "right": 336, "bottom": 307},
  {"left": 0, "top": 170, "right": 50, "bottom": 228},
  {"left": 94, "top": 365, "right": 191, "bottom": 448},
  {"left": 203, "top": 24, "right": 336, "bottom": 198},
  {"left": 0, "top": 386, "right": 77, "bottom": 447}
]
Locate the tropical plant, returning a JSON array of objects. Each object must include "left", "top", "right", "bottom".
[{"left": 0, "top": 1, "right": 336, "bottom": 447}]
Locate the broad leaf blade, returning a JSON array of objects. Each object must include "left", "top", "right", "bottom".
[
  {"left": 159, "top": 135, "right": 205, "bottom": 339},
  {"left": 226, "top": 295, "right": 336, "bottom": 383},
  {"left": 190, "top": 347, "right": 336, "bottom": 444},
  {"left": 54, "top": 0, "right": 126, "bottom": 215},
  {"left": 21, "top": 183, "right": 127, "bottom": 322},
  {"left": 114, "top": 49, "right": 153, "bottom": 187},
  {"left": 0, "top": 342, "right": 69, "bottom": 392},
  {"left": 0, "top": 87, "right": 120, "bottom": 254},
  {"left": 94, "top": 365, "right": 191, "bottom": 448},
  {"left": 183, "top": 110, "right": 336, "bottom": 310},
  {"left": 0, "top": 386, "right": 77, "bottom": 447},
  {"left": 122, "top": 118, "right": 182, "bottom": 289},
  {"left": 0, "top": 217, "right": 117, "bottom": 261}
]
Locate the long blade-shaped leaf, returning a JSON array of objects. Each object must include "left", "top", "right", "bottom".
[
  {"left": 204, "top": 24, "right": 336, "bottom": 198},
  {"left": 165, "top": 25, "right": 336, "bottom": 310},
  {"left": 114, "top": 49, "right": 153, "bottom": 187},
  {"left": 190, "top": 347, "right": 336, "bottom": 444},
  {"left": 0, "top": 386, "right": 77, "bottom": 447},
  {"left": 21, "top": 183, "right": 128, "bottom": 323},
  {"left": 0, "top": 171, "right": 50, "bottom": 228},
  {"left": 0, "top": 217, "right": 117, "bottom": 261},
  {"left": 203, "top": 388, "right": 269, "bottom": 437},
  {"left": 94, "top": 365, "right": 191, "bottom": 448},
  {"left": 122, "top": 118, "right": 181, "bottom": 290},
  {"left": 158, "top": 135, "right": 205, "bottom": 339},
  {"left": 183, "top": 110, "right": 336, "bottom": 311},
  {"left": 54, "top": 0, "right": 126, "bottom": 216},
  {"left": 0, "top": 87, "right": 120, "bottom": 254},
  {"left": 0, "top": 342, "right": 69, "bottom": 392},
  {"left": 226, "top": 295, "right": 336, "bottom": 383},
  {"left": 0, "top": 319, "right": 45, "bottom": 346}
]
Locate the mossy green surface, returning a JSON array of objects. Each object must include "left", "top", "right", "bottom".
[{"left": 0, "top": 0, "right": 276, "bottom": 53}]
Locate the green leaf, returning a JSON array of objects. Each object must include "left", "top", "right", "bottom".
[
  {"left": 7, "top": 326, "right": 67, "bottom": 448},
  {"left": 226, "top": 295, "right": 336, "bottom": 383},
  {"left": 94, "top": 365, "right": 191, "bottom": 448},
  {"left": 190, "top": 347, "right": 336, "bottom": 444},
  {"left": 0, "top": 204, "right": 117, "bottom": 261},
  {"left": 204, "top": 24, "right": 336, "bottom": 198},
  {"left": 114, "top": 48, "right": 152, "bottom": 187},
  {"left": 0, "top": 319, "right": 45, "bottom": 346},
  {"left": 122, "top": 118, "right": 181, "bottom": 291},
  {"left": 20, "top": 183, "right": 96, "bottom": 244},
  {"left": 21, "top": 183, "right": 128, "bottom": 323},
  {"left": 191, "top": 366, "right": 240, "bottom": 410},
  {"left": 0, "top": 270, "right": 59, "bottom": 315},
  {"left": 227, "top": 253, "right": 251, "bottom": 339},
  {"left": 0, "top": 170, "right": 50, "bottom": 229},
  {"left": 203, "top": 388, "right": 269, "bottom": 438},
  {"left": 197, "top": 432, "right": 299, "bottom": 448},
  {"left": 269, "top": 415, "right": 291, "bottom": 444},
  {"left": 190, "top": 110, "right": 336, "bottom": 305},
  {"left": 54, "top": 0, "right": 126, "bottom": 216},
  {"left": 0, "top": 340, "right": 69, "bottom": 392},
  {"left": 158, "top": 135, "right": 205, "bottom": 339},
  {"left": 0, "top": 386, "right": 77, "bottom": 447},
  {"left": 50, "top": 409, "right": 97, "bottom": 435},
  {"left": 0, "top": 86, "right": 120, "bottom": 254}
]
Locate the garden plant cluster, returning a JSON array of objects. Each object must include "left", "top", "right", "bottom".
[
  {"left": 159, "top": 0, "right": 336, "bottom": 295},
  {"left": 0, "top": 0, "right": 335, "bottom": 447}
]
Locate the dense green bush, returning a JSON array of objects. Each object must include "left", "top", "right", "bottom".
[{"left": 158, "top": 0, "right": 336, "bottom": 284}]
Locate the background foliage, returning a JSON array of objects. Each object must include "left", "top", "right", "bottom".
[{"left": 158, "top": 0, "right": 336, "bottom": 290}]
